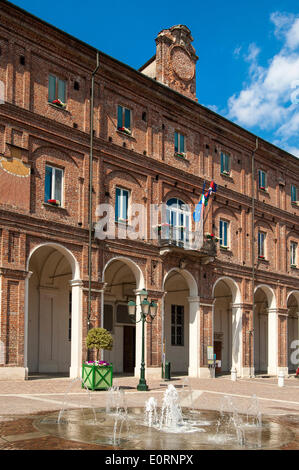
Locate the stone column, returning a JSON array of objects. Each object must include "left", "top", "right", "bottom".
[
  {"left": 241, "top": 305, "right": 254, "bottom": 377},
  {"left": 69, "top": 279, "right": 83, "bottom": 379},
  {"left": 268, "top": 308, "right": 279, "bottom": 376},
  {"left": 230, "top": 303, "right": 243, "bottom": 376},
  {"left": 188, "top": 296, "right": 200, "bottom": 377},
  {"left": 198, "top": 300, "right": 213, "bottom": 378},
  {"left": 277, "top": 309, "right": 289, "bottom": 376},
  {"left": 24, "top": 270, "right": 33, "bottom": 379}
]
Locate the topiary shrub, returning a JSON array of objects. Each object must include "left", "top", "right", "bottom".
[{"left": 86, "top": 327, "right": 113, "bottom": 361}]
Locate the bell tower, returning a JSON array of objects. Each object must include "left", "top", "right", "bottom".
[{"left": 140, "top": 25, "right": 198, "bottom": 101}]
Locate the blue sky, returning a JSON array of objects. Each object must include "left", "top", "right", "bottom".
[{"left": 10, "top": 0, "right": 299, "bottom": 157}]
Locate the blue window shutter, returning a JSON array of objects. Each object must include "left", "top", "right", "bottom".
[
  {"left": 224, "top": 222, "right": 227, "bottom": 246},
  {"left": 175, "top": 132, "right": 178, "bottom": 153},
  {"left": 123, "top": 190, "right": 128, "bottom": 220},
  {"left": 291, "top": 185, "right": 297, "bottom": 202},
  {"left": 220, "top": 220, "right": 223, "bottom": 245},
  {"left": 124, "top": 108, "right": 131, "bottom": 129},
  {"left": 54, "top": 168, "right": 63, "bottom": 203},
  {"left": 225, "top": 154, "right": 229, "bottom": 172},
  {"left": 117, "top": 106, "right": 123, "bottom": 129},
  {"left": 58, "top": 79, "right": 66, "bottom": 102},
  {"left": 45, "top": 166, "right": 52, "bottom": 202},
  {"left": 48, "top": 75, "right": 56, "bottom": 102},
  {"left": 221, "top": 153, "right": 224, "bottom": 173},
  {"left": 180, "top": 134, "right": 185, "bottom": 153},
  {"left": 115, "top": 188, "right": 121, "bottom": 220}
]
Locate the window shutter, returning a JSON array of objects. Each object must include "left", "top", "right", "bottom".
[
  {"left": 224, "top": 222, "right": 227, "bottom": 247},
  {"left": 180, "top": 134, "right": 185, "bottom": 153},
  {"left": 124, "top": 108, "right": 131, "bottom": 129},
  {"left": 115, "top": 187, "right": 121, "bottom": 220},
  {"left": 48, "top": 75, "right": 56, "bottom": 102},
  {"left": 221, "top": 153, "right": 224, "bottom": 173},
  {"left": 58, "top": 79, "right": 66, "bottom": 102},
  {"left": 174, "top": 132, "right": 178, "bottom": 153},
  {"left": 123, "top": 190, "right": 128, "bottom": 220},
  {"left": 54, "top": 168, "right": 63, "bottom": 202},
  {"left": 45, "top": 166, "right": 52, "bottom": 202},
  {"left": 117, "top": 106, "right": 123, "bottom": 129}
]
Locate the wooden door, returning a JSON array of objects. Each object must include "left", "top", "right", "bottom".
[
  {"left": 123, "top": 326, "right": 136, "bottom": 373},
  {"left": 214, "top": 341, "right": 222, "bottom": 375}
]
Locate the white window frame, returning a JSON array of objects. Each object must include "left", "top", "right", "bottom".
[
  {"left": 221, "top": 152, "right": 230, "bottom": 175},
  {"left": 291, "top": 241, "right": 297, "bottom": 267},
  {"left": 258, "top": 231, "right": 266, "bottom": 258},
  {"left": 115, "top": 187, "right": 130, "bottom": 223},
  {"left": 45, "top": 164, "right": 64, "bottom": 207},
  {"left": 258, "top": 169, "right": 267, "bottom": 190},
  {"left": 174, "top": 131, "right": 186, "bottom": 156},
  {"left": 219, "top": 219, "right": 229, "bottom": 248}
]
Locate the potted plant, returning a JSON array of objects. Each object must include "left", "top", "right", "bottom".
[
  {"left": 47, "top": 199, "right": 60, "bottom": 206},
  {"left": 205, "top": 233, "right": 219, "bottom": 241},
  {"left": 118, "top": 126, "right": 131, "bottom": 135},
  {"left": 52, "top": 99, "right": 66, "bottom": 109},
  {"left": 82, "top": 327, "right": 113, "bottom": 390}
]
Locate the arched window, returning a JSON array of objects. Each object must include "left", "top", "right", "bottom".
[{"left": 166, "top": 198, "right": 191, "bottom": 245}]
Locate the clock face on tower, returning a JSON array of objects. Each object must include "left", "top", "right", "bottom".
[{"left": 171, "top": 46, "right": 195, "bottom": 82}]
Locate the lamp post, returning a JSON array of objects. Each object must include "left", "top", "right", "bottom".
[{"left": 128, "top": 289, "right": 158, "bottom": 391}]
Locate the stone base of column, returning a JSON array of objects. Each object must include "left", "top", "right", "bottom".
[
  {"left": 0, "top": 367, "right": 27, "bottom": 380},
  {"left": 69, "top": 365, "right": 81, "bottom": 379},
  {"left": 277, "top": 367, "right": 289, "bottom": 376},
  {"left": 198, "top": 367, "right": 215, "bottom": 378},
  {"left": 240, "top": 367, "right": 255, "bottom": 378}
]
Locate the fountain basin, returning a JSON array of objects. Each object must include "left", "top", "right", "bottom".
[{"left": 34, "top": 407, "right": 295, "bottom": 450}]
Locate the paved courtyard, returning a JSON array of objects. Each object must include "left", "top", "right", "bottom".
[{"left": 0, "top": 374, "right": 298, "bottom": 450}]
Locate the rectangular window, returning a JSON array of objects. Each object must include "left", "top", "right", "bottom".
[
  {"left": 115, "top": 187, "right": 129, "bottom": 222},
  {"left": 171, "top": 305, "right": 184, "bottom": 346},
  {"left": 48, "top": 74, "right": 66, "bottom": 104},
  {"left": 219, "top": 219, "right": 229, "bottom": 248},
  {"left": 44, "top": 165, "right": 63, "bottom": 206},
  {"left": 117, "top": 105, "right": 131, "bottom": 132},
  {"left": 291, "top": 242, "right": 297, "bottom": 266},
  {"left": 291, "top": 185, "right": 297, "bottom": 203},
  {"left": 220, "top": 152, "right": 230, "bottom": 174},
  {"left": 258, "top": 170, "right": 266, "bottom": 190},
  {"left": 258, "top": 231, "right": 266, "bottom": 258},
  {"left": 174, "top": 131, "right": 185, "bottom": 155}
]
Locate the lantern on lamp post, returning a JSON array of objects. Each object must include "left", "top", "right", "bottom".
[{"left": 128, "top": 290, "right": 158, "bottom": 391}]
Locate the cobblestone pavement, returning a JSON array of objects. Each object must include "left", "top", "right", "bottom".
[{"left": 0, "top": 374, "right": 298, "bottom": 450}]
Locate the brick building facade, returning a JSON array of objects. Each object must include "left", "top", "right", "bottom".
[{"left": 0, "top": 1, "right": 298, "bottom": 380}]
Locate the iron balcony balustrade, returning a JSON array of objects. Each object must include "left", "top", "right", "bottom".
[{"left": 157, "top": 226, "right": 217, "bottom": 263}]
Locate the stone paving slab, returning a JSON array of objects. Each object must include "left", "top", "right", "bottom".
[{"left": 0, "top": 375, "right": 298, "bottom": 449}]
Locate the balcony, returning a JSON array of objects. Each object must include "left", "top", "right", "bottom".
[{"left": 158, "top": 226, "right": 217, "bottom": 263}]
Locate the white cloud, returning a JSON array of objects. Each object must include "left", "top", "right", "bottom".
[{"left": 227, "top": 11, "right": 299, "bottom": 155}]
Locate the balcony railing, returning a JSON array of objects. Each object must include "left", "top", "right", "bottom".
[{"left": 157, "top": 226, "right": 217, "bottom": 258}]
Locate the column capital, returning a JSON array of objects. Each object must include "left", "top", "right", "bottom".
[
  {"left": 187, "top": 296, "right": 200, "bottom": 303},
  {"left": 69, "top": 279, "right": 83, "bottom": 288}
]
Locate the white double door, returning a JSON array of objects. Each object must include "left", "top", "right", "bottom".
[{"left": 38, "top": 289, "right": 71, "bottom": 373}]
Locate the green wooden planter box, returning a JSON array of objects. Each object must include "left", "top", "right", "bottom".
[{"left": 82, "top": 363, "right": 113, "bottom": 390}]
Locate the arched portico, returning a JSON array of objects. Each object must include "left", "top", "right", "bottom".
[
  {"left": 287, "top": 291, "right": 299, "bottom": 373},
  {"left": 254, "top": 285, "right": 277, "bottom": 375},
  {"left": 162, "top": 268, "right": 199, "bottom": 376},
  {"left": 102, "top": 257, "right": 145, "bottom": 376},
  {"left": 212, "top": 277, "right": 242, "bottom": 376},
  {"left": 25, "top": 243, "right": 82, "bottom": 378}
]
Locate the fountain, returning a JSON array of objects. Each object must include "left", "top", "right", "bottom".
[{"left": 34, "top": 384, "right": 295, "bottom": 450}]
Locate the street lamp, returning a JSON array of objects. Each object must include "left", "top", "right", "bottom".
[{"left": 128, "top": 290, "right": 158, "bottom": 391}]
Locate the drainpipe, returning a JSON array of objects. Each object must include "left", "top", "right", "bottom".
[
  {"left": 250, "top": 137, "right": 259, "bottom": 377},
  {"left": 88, "top": 51, "right": 100, "bottom": 334}
]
